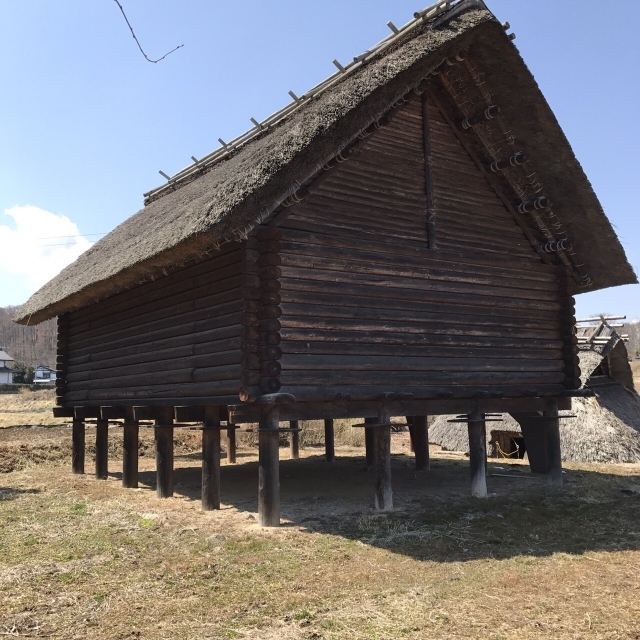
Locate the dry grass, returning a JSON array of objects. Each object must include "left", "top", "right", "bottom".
[
  {"left": 0, "top": 388, "right": 60, "bottom": 428},
  {"left": 1, "top": 429, "right": 640, "bottom": 639}
]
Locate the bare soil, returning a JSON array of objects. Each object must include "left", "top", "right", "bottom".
[{"left": 1, "top": 423, "right": 640, "bottom": 639}]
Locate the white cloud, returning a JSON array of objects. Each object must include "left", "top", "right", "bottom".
[{"left": 0, "top": 205, "right": 93, "bottom": 299}]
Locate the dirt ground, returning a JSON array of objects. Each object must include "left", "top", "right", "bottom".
[{"left": 1, "top": 424, "right": 640, "bottom": 639}]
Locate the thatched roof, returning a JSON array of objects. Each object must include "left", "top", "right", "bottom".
[
  {"left": 430, "top": 339, "right": 640, "bottom": 464},
  {"left": 15, "top": 0, "right": 636, "bottom": 325}
]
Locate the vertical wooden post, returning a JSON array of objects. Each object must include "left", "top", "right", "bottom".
[
  {"left": 202, "top": 405, "right": 221, "bottom": 511},
  {"left": 122, "top": 407, "right": 139, "bottom": 488},
  {"left": 324, "top": 418, "right": 335, "bottom": 462},
  {"left": 72, "top": 416, "right": 85, "bottom": 474},
  {"left": 227, "top": 425, "right": 237, "bottom": 464},
  {"left": 290, "top": 420, "right": 299, "bottom": 459},
  {"left": 407, "top": 416, "right": 415, "bottom": 453},
  {"left": 545, "top": 401, "right": 563, "bottom": 487},
  {"left": 467, "top": 411, "right": 487, "bottom": 498},
  {"left": 364, "top": 417, "right": 375, "bottom": 468},
  {"left": 258, "top": 406, "right": 280, "bottom": 527},
  {"left": 411, "top": 415, "right": 430, "bottom": 471},
  {"left": 373, "top": 423, "right": 393, "bottom": 512},
  {"left": 95, "top": 418, "right": 108, "bottom": 480},
  {"left": 154, "top": 407, "right": 174, "bottom": 498}
]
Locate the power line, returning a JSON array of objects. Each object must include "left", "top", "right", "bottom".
[{"left": 112, "top": 0, "right": 183, "bottom": 64}]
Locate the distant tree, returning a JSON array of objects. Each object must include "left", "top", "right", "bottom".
[{"left": 12, "top": 361, "right": 35, "bottom": 384}]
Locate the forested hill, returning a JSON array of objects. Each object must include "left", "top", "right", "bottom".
[{"left": 0, "top": 306, "right": 57, "bottom": 367}]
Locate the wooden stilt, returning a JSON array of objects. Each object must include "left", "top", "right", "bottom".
[
  {"left": 373, "top": 423, "right": 393, "bottom": 511},
  {"left": 95, "top": 418, "right": 108, "bottom": 479},
  {"left": 407, "top": 416, "right": 415, "bottom": 453},
  {"left": 227, "top": 425, "right": 237, "bottom": 464},
  {"left": 122, "top": 408, "right": 139, "bottom": 488},
  {"left": 544, "top": 403, "right": 563, "bottom": 487},
  {"left": 258, "top": 406, "right": 280, "bottom": 527},
  {"left": 324, "top": 418, "right": 335, "bottom": 462},
  {"left": 202, "top": 405, "right": 221, "bottom": 511},
  {"left": 411, "top": 415, "right": 430, "bottom": 471},
  {"left": 154, "top": 407, "right": 174, "bottom": 498},
  {"left": 364, "top": 417, "right": 375, "bottom": 468},
  {"left": 467, "top": 411, "right": 487, "bottom": 498},
  {"left": 72, "top": 417, "right": 85, "bottom": 474},
  {"left": 290, "top": 420, "right": 300, "bottom": 459}
]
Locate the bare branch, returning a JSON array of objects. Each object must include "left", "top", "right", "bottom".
[{"left": 112, "top": 0, "right": 183, "bottom": 64}]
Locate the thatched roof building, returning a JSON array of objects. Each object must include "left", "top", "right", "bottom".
[
  {"left": 430, "top": 329, "right": 640, "bottom": 463},
  {"left": 10, "top": 0, "right": 638, "bottom": 524}
]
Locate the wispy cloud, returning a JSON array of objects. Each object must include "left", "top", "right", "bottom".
[{"left": 0, "top": 205, "right": 93, "bottom": 304}]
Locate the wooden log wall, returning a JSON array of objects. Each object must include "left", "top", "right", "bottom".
[
  {"left": 276, "top": 95, "right": 567, "bottom": 402},
  {"left": 60, "top": 242, "right": 245, "bottom": 405}
]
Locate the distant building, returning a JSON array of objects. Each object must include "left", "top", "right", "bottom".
[
  {"left": 34, "top": 364, "right": 57, "bottom": 384},
  {"left": 0, "top": 349, "right": 16, "bottom": 384}
]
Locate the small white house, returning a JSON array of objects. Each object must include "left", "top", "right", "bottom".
[
  {"left": 0, "top": 350, "right": 16, "bottom": 384},
  {"left": 34, "top": 364, "right": 56, "bottom": 384}
]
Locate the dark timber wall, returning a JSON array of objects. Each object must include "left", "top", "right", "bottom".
[
  {"left": 277, "top": 96, "right": 565, "bottom": 402},
  {"left": 60, "top": 242, "right": 245, "bottom": 406}
]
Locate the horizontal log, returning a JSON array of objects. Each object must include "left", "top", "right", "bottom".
[
  {"left": 279, "top": 316, "right": 560, "bottom": 340},
  {"left": 256, "top": 228, "right": 282, "bottom": 241},
  {"left": 241, "top": 370, "right": 261, "bottom": 385},
  {"left": 68, "top": 314, "right": 242, "bottom": 358},
  {"left": 68, "top": 326, "right": 241, "bottom": 362},
  {"left": 67, "top": 364, "right": 242, "bottom": 391},
  {"left": 279, "top": 243, "right": 555, "bottom": 292},
  {"left": 260, "top": 361, "right": 282, "bottom": 377},
  {"left": 279, "top": 276, "right": 560, "bottom": 313},
  {"left": 277, "top": 384, "right": 567, "bottom": 403},
  {"left": 280, "top": 327, "right": 563, "bottom": 350},
  {"left": 258, "top": 305, "right": 282, "bottom": 320},
  {"left": 257, "top": 253, "right": 281, "bottom": 268},
  {"left": 281, "top": 342, "right": 562, "bottom": 360},
  {"left": 280, "top": 218, "right": 555, "bottom": 275},
  {"left": 67, "top": 351, "right": 242, "bottom": 380},
  {"left": 64, "top": 380, "right": 240, "bottom": 403},
  {"left": 281, "top": 293, "right": 561, "bottom": 332},
  {"left": 258, "top": 240, "right": 281, "bottom": 254},
  {"left": 280, "top": 354, "right": 563, "bottom": 373},
  {"left": 259, "top": 346, "right": 283, "bottom": 360},
  {"left": 259, "top": 332, "right": 281, "bottom": 346},
  {"left": 279, "top": 289, "right": 555, "bottom": 324},
  {"left": 70, "top": 298, "right": 243, "bottom": 348},
  {"left": 279, "top": 370, "right": 565, "bottom": 385},
  {"left": 259, "top": 378, "right": 281, "bottom": 393}
]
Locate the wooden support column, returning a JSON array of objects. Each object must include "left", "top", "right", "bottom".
[
  {"left": 411, "top": 415, "right": 430, "bottom": 471},
  {"left": 290, "top": 420, "right": 300, "bottom": 459},
  {"left": 154, "top": 407, "right": 174, "bottom": 498},
  {"left": 373, "top": 423, "right": 393, "bottom": 511},
  {"left": 227, "top": 425, "right": 237, "bottom": 464},
  {"left": 202, "top": 405, "right": 221, "bottom": 511},
  {"left": 467, "top": 410, "right": 487, "bottom": 498},
  {"left": 324, "top": 418, "right": 335, "bottom": 462},
  {"left": 258, "top": 406, "right": 280, "bottom": 527},
  {"left": 95, "top": 418, "right": 108, "bottom": 480},
  {"left": 407, "top": 416, "right": 415, "bottom": 453},
  {"left": 544, "top": 402, "right": 563, "bottom": 487},
  {"left": 72, "top": 416, "right": 85, "bottom": 475},
  {"left": 364, "top": 417, "right": 375, "bottom": 468},
  {"left": 122, "top": 407, "right": 139, "bottom": 488}
]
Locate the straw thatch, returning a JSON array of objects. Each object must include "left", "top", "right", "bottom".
[
  {"left": 430, "top": 336, "right": 640, "bottom": 464},
  {"left": 15, "top": 0, "right": 636, "bottom": 325}
]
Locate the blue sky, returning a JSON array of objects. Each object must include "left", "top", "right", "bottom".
[{"left": 1, "top": 0, "right": 638, "bottom": 319}]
